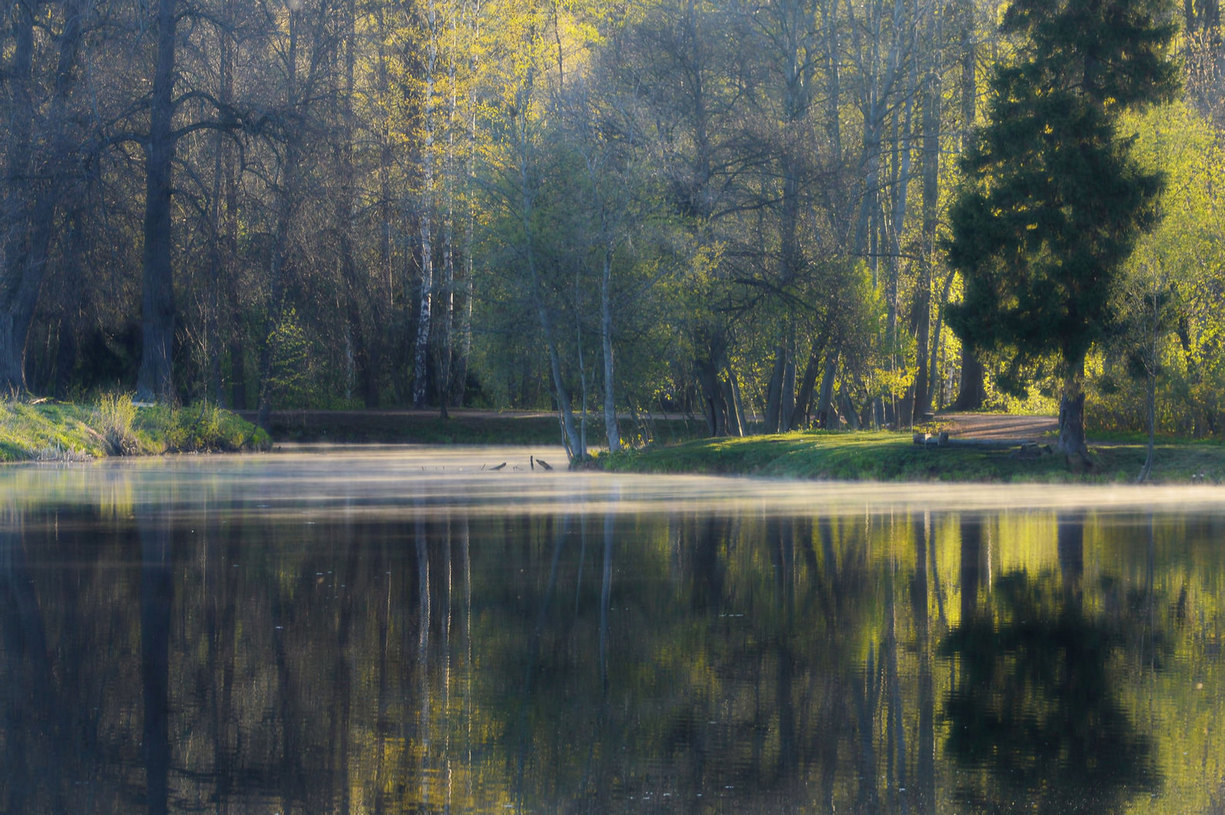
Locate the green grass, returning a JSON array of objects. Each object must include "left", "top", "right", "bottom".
[
  {"left": 598, "top": 430, "right": 1225, "bottom": 484},
  {"left": 0, "top": 398, "right": 270, "bottom": 463}
]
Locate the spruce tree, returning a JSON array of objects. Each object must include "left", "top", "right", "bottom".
[{"left": 945, "top": 0, "right": 1179, "bottom": 465}]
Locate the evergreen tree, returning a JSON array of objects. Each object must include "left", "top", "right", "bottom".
[{"left": 945, "top": 0, "right": 1179, "bottom": 464}]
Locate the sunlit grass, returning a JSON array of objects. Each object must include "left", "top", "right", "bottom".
[
  {"left": 600, "top": 430, "right": 1225, "bottom": 484},
  {"left": 0, "top": 398, "right": 270, "bottom": 462}
]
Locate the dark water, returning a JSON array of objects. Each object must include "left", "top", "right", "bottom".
[{"left": 4, "top": 447, "right": 1225, "bottom": 814}]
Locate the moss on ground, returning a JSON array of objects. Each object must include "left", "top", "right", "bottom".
[
  {"left": 0, "top": 398, "right": 270, "bottom": 463},
  {"left": 598, "top": 430, "right": 1225, "bottom": 484}
]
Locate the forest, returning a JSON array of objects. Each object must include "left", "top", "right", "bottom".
[{"left": 2, "top": 0, "right": 1224, "bottom": 458}]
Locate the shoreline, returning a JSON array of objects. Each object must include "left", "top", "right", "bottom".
[
  {"left": 0, "top": 399, "right": 269, "bottom": 462},
  {"left": 7, "top": 402, "right": 1223, "bottom": 485},
  {"left": 596, "top": 430, "right": 1225, "bottom": 485}
]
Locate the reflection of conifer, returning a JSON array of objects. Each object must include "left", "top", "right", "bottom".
[{"left": 941, "top": 572, "right": 1162, "bottom": 813}]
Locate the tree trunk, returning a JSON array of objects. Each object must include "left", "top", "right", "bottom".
[
  {"left": 412, "top": 0, "right": 439, "bottom": 409},
  {"left": 695, "top": 357, "right": 729, "bottom": 436},
  {"left": 727, "top": 371, "right": 746, "bottom": 437},
  {"left": 765, "top": 348, "right": 787, "bottom": 433},
  {"left": 952, "top": 347, "right": 986, "bottom": 410},
  {"left": 912, "top": 5, "right": 941, "bottom": 422},
  {"left": 948, "top": 0, "right": 984, "bottom": 414},
  {"left": 437, "top": 0, "right": 460, "bottom": 420},
  {"left": 601, "top": 250, "right": 620, "bottom": 452},
  {"left": 816, "top": 349, "right": 839, "bottom": 428},
  {"left": 790, "top": 346, "right": 823, "bottom": 429},
  {"left": 136, "top": 0, "right": 179, "bottom": 403},
  {"left": 1057, "top": 365, "right": 1091, "bottom": 467},
  {"left": 514, "top": 109, "right": 582, "bottom": 460},
  {"left": 451, "top": 0, "right": 482, "bottom": 409}
]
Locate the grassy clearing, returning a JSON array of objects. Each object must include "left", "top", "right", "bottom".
[
  {"left": 0, "top": 398, "right": 270, "bottom": 463},
  {"left": 598, "top": 430, "right": 1225, "bottom": 484}
]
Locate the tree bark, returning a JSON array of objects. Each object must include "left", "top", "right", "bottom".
[
  {"left": 412, "top": 0, "right": 439, "bottom": 409},
  {"left": 1057, "top": 364, "right": 1091, "bottom": 467},
  {"left": 765, "top": 348, "right": 787, "bottom": 433},
  {"left": 790, "top": 346, "right": 823, "bottom": 429},
  {"left": 949, "top": 0, "right": 986, "bottom": 413},
  {"left": 600, "top": 249, "right": 620, "bottom": 451},
  {"left": 952, "top": 347, "right": 986, "bottom": 410},
  {"left": 912, "top": 6, "right": 941, "bottom": 422},
  {"left": 816, "top": 349, "right": 839, "bottom": 428},
  {"left": 136, "top": 0, "right": 180, "bottom": 403},
  {"left": 695, "top": 356, "right": 729, "bottom": 436}
]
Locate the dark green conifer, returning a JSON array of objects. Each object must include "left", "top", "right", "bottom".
[{"left": 945, "top": 0, "right": 1180, "bottom": 465}]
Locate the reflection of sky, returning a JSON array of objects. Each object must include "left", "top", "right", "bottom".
[{"left": 5, "top": 445, "right": 1225, "bottom": 520}]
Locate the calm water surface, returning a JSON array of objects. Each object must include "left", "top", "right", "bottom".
[{"left": 4, "top": 446, "right": 1225, "bottom": 813}]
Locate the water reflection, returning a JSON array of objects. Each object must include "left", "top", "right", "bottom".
[
  {"left": 2, "top": 450, "right": 1225, "bottom": 812},
  {"left": 943, "top": 514, "right": 1161, "bottom": 814}
]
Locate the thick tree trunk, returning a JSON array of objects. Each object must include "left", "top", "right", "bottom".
[
  {"left": 790, "top": 346, "right": 823, "bottom": 429},
  {"left": 1057, "top": 365, "right": 1091, "bottom": 467},
  {"left": 137, "top": 0, "right": 179, "bottom": 403},
  {"left": 765, "top": 349, "right": 787, "bottom": 433},
  {"left": 695, "top": 357, "right": 729, "bottom": 436},
  {"left": 816, "top": 349, "right": 839, "bottom": 428},
  {"left": 952, "top": 347, "right": 986, "bottom": 410}
]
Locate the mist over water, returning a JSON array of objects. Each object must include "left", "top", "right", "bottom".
[{"left": 3, "top": 446, "right": 1225, "bottom": 813}]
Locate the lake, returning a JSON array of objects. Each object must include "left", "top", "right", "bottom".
[{"left": 3, "top": 446, "right": 1225, "bottom": 813}]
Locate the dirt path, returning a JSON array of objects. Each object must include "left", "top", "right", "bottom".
[{"left": 936, "top": 412, "right": 1058, "bottom": 441}]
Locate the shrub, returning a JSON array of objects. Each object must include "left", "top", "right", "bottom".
[{"left": 95, "top": 393, "right": 140, "bottom": 455}]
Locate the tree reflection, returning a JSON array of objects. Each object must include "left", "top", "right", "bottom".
[
  {"left": 0, "top": 504, "right": 66, "bottom": 813},
  {"left": 942, "top": 512, "right": 1161, "bottom": 814},
  {"left": 5, "top": 464, "right": 1222, "bottom": 814},
  {"left": 138, "top": 503, "right": 172, "bottom": 815}
]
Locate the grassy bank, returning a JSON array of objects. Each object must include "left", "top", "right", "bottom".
[
  {"left": 0, "top": 397, "right": 270, "bottom": 462},
  {"left": 599, "top": 430, "right": 1225, "bottom": 484}
]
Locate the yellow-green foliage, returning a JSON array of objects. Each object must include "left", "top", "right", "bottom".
[{"left": 1094, "top": 104, "right": 1225, "bottom": 437}]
